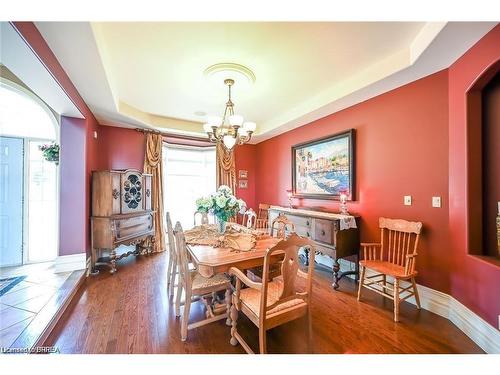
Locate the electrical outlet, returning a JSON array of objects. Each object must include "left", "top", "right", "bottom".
[
  {"left": 432, "top": 196, "right": 441, "bottom": 208},
  {"left": 404, "top": 195, "right": 412, "bottom": 206},
  {"left": 93, "top": 131, "right": 98, "bottom": 139}
]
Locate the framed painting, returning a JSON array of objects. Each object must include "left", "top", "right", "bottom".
[{"left": 291, "top": 129, "right": 355, "bottom": 200}]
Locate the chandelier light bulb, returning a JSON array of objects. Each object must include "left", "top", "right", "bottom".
[
  {"left": 223, "top": 135, "right": 237, "bottom": 150},
  {"left": 243, "top": 122, "right": 256, "bottom": 132},
  {"left": 229, "top": 115, "right": 244, "bottom": 127},
  {"left": 237, "top": 127, "right": 248, "bottom": 136}
]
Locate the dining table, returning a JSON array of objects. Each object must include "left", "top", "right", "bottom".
[{"left": 185, "top": 224, "right": 282, "bottom": 278}]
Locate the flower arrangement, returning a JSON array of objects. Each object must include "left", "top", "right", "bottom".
[
  {"left": 38, "top": 143, "right": 60, "bottom": 165},
  {"left": 196, "top": 185, "right": 246, "bottom": 232}
]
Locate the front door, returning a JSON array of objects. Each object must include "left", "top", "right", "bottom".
[{"left": 0, "top": 136, "right": 24, "bottom": 267}]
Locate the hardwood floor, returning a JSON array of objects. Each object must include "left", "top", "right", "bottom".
[{"left": 45, "top": 251, "right": 483, "bottom": 354}]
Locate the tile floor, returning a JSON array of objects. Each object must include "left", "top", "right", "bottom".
[{"left": 0, "top": 262, "right": 71, "bottom": 349}]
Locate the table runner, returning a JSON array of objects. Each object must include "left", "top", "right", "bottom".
[{"left": 184, "top": 224, "right": 258, "bottom": 251}]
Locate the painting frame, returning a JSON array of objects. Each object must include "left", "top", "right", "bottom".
[{"left": 291, "top": 129, "right": 355, "bottom": 200}]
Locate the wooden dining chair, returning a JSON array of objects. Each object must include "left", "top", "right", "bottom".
[
  {"left": 247, "top": 213, "right": 295, "bottom": 282},
  {"left": 229, "top": 233, "right": 316, "bottom": 354},
  {"left": 173, "top": 221, "right": 232, "bottom": 341},
  {"left": 255, "top": 203, "right": 270, "bottom": 233},
  {"left": 166, "top": 212, "right": 178, "bottom": 298},
  {"left": 194, "top": 211, "right": 210, "bottom": 226},
  {"left": 242, "top": 208, "right": 257, "bottom": 229},
  {"left": 270, "top": 213, "right": 296, "bottom": 239},
  {"left": 357, "top": 217, "right": 423, "bottom": 322}
]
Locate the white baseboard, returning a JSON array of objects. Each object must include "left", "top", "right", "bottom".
[
  {"left": 54, "top": 253, "right": 87, "bottom": 273},
  {"left": 361, "top": 268, "right": 500, "bottom": 354}
]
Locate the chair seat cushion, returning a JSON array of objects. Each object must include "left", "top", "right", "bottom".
[
  {"left": 360, "top": 260, "right": 416, "bottom": 278},
  {"left": 239, "top": 278, "right": 305, "bottom": 316},
  {"left": 191, "top": 272, "right": 230, "bottom": 291}
]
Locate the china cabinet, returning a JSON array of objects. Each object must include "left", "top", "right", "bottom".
[{"left": 91, "top": 169, "right": 155, "bottom": 274}]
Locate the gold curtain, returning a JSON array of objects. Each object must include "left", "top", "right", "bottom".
[
  {"left": 216, "top": 142, "right": 237, "bottom": 194},
  {"left": 144, "top": 133, "right": 166, "bottom": 253}
]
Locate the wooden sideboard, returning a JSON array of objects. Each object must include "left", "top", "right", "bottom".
[
  {"left": 268, "top": 206, "right": 360, "bottom": 290},
  {"left": 91, "top": 169, "right": 155, "bottom": 274}
]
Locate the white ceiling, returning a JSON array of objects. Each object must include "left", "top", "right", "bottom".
[{"left": 34, "top": 21, "right": 497, "bottom": 142}]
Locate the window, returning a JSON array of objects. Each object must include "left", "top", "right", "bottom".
[
  {"left": 0, "top": 81, "right": 57, "bottom": 140},
  {"left": 163, "top": 144, "right": 216, "bottom": 229},
  {"left": 27, "top": 140, "right": 58, "bottom": 262}
]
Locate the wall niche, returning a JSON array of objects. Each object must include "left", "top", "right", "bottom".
[
  {"left": 482, "top": 72, "right": 500, "bottom": 258},
  {"left": 467, "top": 60, "right": 500, "bottom": 260}
]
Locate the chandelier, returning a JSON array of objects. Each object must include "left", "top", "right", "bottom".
[{"left": 203, "top": 78, "right": 256, "bottom": 151}]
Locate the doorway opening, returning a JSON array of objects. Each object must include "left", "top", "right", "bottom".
[{"left": 0, "top": 79, "right": 59, "bottom": 268}]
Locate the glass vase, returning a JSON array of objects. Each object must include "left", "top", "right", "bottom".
[{"left": 216, "top": 217, "right": 227, "bottom": 234}]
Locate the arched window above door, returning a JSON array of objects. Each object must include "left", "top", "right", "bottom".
[{"left": 0, "top": 79, "right": 58, "bottom": 140}]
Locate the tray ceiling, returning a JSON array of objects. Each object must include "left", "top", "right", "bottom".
[{"left": 35, "top": 21, "right": 497, "bottom": 142}]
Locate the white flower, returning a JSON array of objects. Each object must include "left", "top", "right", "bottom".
[
  {"left": 228, "top": 197, "right": 237, "bottom": 207},
  {"left": 218, "top": 185, "right": 232, "bottom": 195},
  {"left": 215, "top": 195, "right": 228, "bottom": 208},
  {"left": 202, "top": 198, "right": 213, "bottom": 209}
]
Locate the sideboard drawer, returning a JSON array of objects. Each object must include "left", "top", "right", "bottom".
[
  {"left": 115, "top": 213, "right": 153, "bottom": 241},
  {"left": 289, "top": 215, "right": 312, "bottom": 228},
  {"left": 313, "top": 218, "right": 335, "bottom": 245},
  {"left": 294, "top": 225, "right": 312, "bottom": 239}
]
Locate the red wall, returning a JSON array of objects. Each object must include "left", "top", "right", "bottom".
[
  {"left": 448, "top": 24, "right": 500, "bottom": 327},
  {"left": 234, "top": 145, "right": 256, "bottom": 210},
  {"left": 96, "top": 126, "right": 145, "bottom": 171},
  {"left": 253, "top": 70, "right": 452, "bottom": 292}
]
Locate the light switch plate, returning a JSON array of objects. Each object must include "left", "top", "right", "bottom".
[
  {"left": 93, "top": 131, "right": 98, "bottom": 139},
  {"left": 404, "top": 195, "right": 412, "bottom": 206},
  {"left": 432, "top": 196, "right": 441, "bottom": 208}
]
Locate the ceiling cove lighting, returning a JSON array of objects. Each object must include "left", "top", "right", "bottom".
[{"left": 203, "top": 78, "right": 256, "bottom": 151}]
